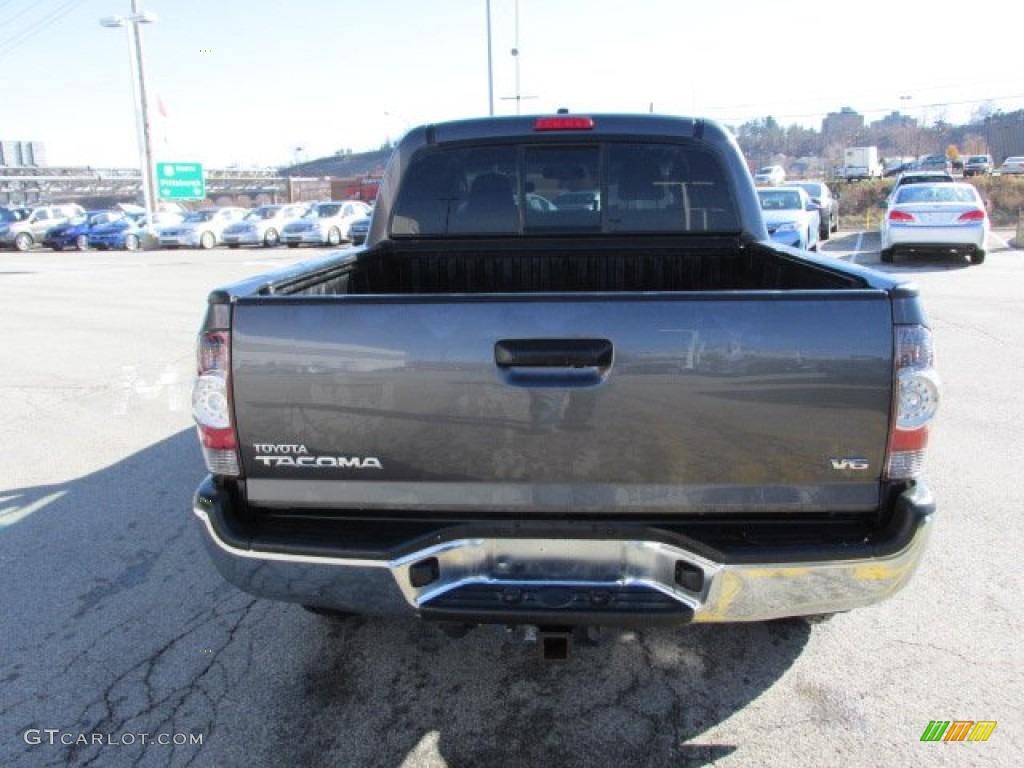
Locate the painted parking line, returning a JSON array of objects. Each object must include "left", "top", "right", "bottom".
[{"left": 989, "top": 231, "right": 1012, "bottom": 250}]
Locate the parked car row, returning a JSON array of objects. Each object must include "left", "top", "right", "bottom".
[
  {"left": 882, "top": 153, "right": 1024, "bottom": 178},
  {"left": 0, "top": 200, "right": 374, "bottom": 252}
]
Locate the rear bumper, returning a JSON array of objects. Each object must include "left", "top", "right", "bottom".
[
  {"left": 192, "top": 477, "right": 934, "bottom": 624},
  {"left": 884, "top": 223, "right": 986, "bottom": 250},
  {"left": 280, "top": 230, "right": 324, "bottom": 244},
  {"left": 768, "top": 230, "right": 804, "bottom": 249},
  {"left": 222, "top": 232, "right": 262, "bottom": 245}
]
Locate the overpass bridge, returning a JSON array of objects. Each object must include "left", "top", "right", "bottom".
[{"left": 0, "top": 167, "right": 293, "bottom": 208}]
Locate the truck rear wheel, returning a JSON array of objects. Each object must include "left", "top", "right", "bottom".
[
  {"left": 969, "top": 249, "right": 985, "bottom": 265},
  {"left": 880, "top": 248, "right": 894, "bottom": 263}
]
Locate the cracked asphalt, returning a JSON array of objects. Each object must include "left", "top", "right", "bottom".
[{"left": 0, "top": 240, "right": 1020, "bottom": 767}]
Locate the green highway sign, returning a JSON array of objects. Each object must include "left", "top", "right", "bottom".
[{"left": 156, "top": 162, "right": 206, "bottom": 200}]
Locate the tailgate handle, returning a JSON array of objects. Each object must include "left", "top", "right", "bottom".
[{"left": 495, "top": 339, "right": 613, "bottom": 369}]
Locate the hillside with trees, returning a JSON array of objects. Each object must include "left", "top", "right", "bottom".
[{"left": 736, "top": 107, "right": 1024, "bottom": 176}]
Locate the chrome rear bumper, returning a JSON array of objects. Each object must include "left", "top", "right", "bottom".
[{"left": 192, "top": 479, "right": 933, "bottom": 624}]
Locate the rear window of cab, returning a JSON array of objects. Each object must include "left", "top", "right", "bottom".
[{"left": 390, "top": 142, "right": 739, "bottom": 237}]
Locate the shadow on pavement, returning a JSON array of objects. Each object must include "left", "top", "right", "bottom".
[
  {"left": 870, "top": 252, "right": 972, "bottom": 273},
  {"left": 0, "top": 429, "right": 810, "bottom": 768},
  {"left": 281, "top": 613, "right": 810, "bottom": 768}
]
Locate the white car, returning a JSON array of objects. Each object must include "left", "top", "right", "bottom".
[
  {"left": 0, "top": 203, "right": 85, "bottom": 251},
  {"left": 220, "top": 203, "right": 310, "bottom": 248},
  {"left": 996, "top": 156, "right": 1024, "bottom": 175},
  {"left": 879, "top": 182, "right": 989, "bottom": 265},
  {"left": 753, "top": 165, "right": 786, "bottom": 186},
  {"left": 280, "top": 200, "right": 372, "bottom": 247},
  {"left": 157, "top": 207, "right": 248, "bottom": 249},
  {"left": 756, "top": 186, "right": 820, "bottom": 251}
]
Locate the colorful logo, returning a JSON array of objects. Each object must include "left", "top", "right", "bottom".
[{"left": 921, "top": 721, "right": 996, "bottom": 742}]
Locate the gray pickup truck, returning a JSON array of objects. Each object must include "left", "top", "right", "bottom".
[{"left": 191, "top": 114, "right": 938, "bottom": 653}]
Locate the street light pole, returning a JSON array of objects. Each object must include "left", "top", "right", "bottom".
[
  {"left": 499, "top": 0, "right": 535, "bottom": 114},
  {"left": 101, "top": 1, "right": 158, "bottom": 228},
  {"left": 486, "top": 0, "right": 494, "bottom": 116},
  {"left": 511, "top": 0, "right": 520, "bottom": 114},
  {"left": 130, "top": 0, "right": 157, "bottom": 223}
]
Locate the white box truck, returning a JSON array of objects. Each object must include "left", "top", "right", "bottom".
[{"left": 843, "top": 146, "right": 883, "bottom": 180}]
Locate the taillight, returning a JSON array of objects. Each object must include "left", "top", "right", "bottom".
[
  {"left": 888, "top": 210, "right": 914, "bottom": 222},
  {"left": 957, "top": 209, "right": 986, "bottom": 222},
  {"left": 192, "top": 329, "right": 240, "bottom": 476},
  {"left": 885, "top": 325, "right": 940, "bottom": 480},
  {"left": 534, "top": 116, "right": 594, "bottom": 131}
]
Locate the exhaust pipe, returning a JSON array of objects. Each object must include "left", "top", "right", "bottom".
[{"left": 538, "top": 627, "right": 573, "bottom": 663}]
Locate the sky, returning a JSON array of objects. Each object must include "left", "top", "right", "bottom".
[{"left": 1, "top": 0, "right": 1022, "bottom": 169}]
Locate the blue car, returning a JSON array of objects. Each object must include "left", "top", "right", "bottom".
[
  {"left": 88, "top": 213, "right": 151, "bottom": 251},
  {"left": 43, "top": 210, "right": 129, "bottom": 251},
  {"left": 89, "top": 211, "right": 184, "bottom": 251},
  {"left": 347, "top": 214, "right": 371, "bottom": 245}
]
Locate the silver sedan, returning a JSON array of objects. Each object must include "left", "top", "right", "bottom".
[
  {"left": 879, "top": 182, "right": 989, "bottom": 265},
  {"left": 220, "top": 203, "right": 310, "bottom": 248}
]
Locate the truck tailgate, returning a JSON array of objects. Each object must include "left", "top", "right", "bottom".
[{"left": 231, "top": 292, "right": 893, "bottom": 515}]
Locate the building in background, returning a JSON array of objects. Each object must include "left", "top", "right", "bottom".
[
  {"left": 980, "top": 110, "right": 1024, "bottom": 163},
  {"left": 0, "top": 140, "right": 47, "bottom": 167},
  {"left": 821, "top": 108, "right": 865, "bottom": 140}
]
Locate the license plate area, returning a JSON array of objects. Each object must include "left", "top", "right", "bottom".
[{"left": 390, "top": 536, "right": 718, "bottom": 624}]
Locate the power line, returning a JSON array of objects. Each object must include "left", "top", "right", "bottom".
[
  {"left": 0, "top": 0, "right": 86, "bottom": 60},
  {"left": 695, "top": 75, "right": 1024, "bottom": 116},
  {"left": 708, "top": 94, "right": 1024, "bottom": 125},
  {"left": 0, "top": 0, "right": 40, "bottom": 30}
]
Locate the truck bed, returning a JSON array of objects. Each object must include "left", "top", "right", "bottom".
[{"left": 264, "top": 238, "right": 864, "bottom": 297}]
